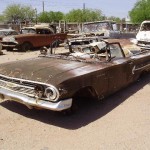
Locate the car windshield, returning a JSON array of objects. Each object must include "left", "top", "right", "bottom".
[
  {"left": 109, "top": 43, "right": 124, "bottom": 58},
  {"left": 36, "top": 29, "right": 52, "bottom": 34},
  {"left": 0, "top": 30, "right": 18, "bottom": 36},
  {"left": 140, "top": 23, "right": 150, "bottom": 31},
  {"left": 42, "top": 41, "right": 124, "bottom": 63},
  {"left": 21, "top": 28, "right": 36, "bottom": 34}
]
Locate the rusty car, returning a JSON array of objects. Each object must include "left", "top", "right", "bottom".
[
  {"left": 0, "top": 40, "right": 149, "bottom": 114},
  {"left": 83, "top": 20, "right": 120, "bottom": 38},
  {"left": 68, "top": 20, "right": 121, "bottom": 39},
  {"left": 1, "top": 25, "right": 67, "bottom": 51}
]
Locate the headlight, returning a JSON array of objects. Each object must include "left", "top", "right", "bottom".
[
  {"left": 34, "top": 84, "right": 59, "bottom": 102},
  {"left": 45, "top": 87, "right": 59, "bottom": 101}
]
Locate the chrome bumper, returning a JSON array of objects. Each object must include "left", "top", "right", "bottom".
[
  {"left": 137, "top": 44, "right": 150, "bottom": 49},
  {"left": 0, "top": 87, "right": 72, "bottom": 111}
]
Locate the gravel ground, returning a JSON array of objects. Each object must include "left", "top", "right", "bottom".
[{"left": 0, "top": 42, "right": 150, "bottom": 150}]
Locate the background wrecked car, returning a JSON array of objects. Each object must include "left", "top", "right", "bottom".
[
  {"left": 1, "top": 24, "right": 67, "bottom": 51},
  {"left": 68, "top": 20, "right": 121, "bottom": 38}
]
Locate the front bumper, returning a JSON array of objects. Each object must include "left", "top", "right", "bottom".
[
  {"left": 137, "top": 41, "right": 150, "bottom": 49},
  {"left": 0, "top": 87, "right": 72, "bottom": 111},
  {"left": 1, "top": 41, "right": 18, "bottom": 48}
]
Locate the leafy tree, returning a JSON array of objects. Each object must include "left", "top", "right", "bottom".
[
  {"left": 129, "top": 0, "right": 150, "bottom": 23},
  {"left": 65, "top": 9, "right": 83, "bottom": 22},
  {"left": 0, "top": 15, "right": 5, "bottom": 22},
  {"left": 106, "top": 16, "right": 121, "bottom": 23},
  {"left": 38, "top": 12, "right": 50, "bottom": 23},
  {"left": 54, "top": 11, "right": 64, "bottom": 22},
  {"left": 38, "top": 11, "right": 64, "bottom": 23},
  {"left": 3, "top": 4, "right": 36, "bottom": 23},
  {"left": 65, "top": 8, "right": 103, "bottom": 22}
]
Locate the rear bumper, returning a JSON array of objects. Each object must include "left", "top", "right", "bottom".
[{"left": 0, "top": 87, "right": 72, "bottom": 111}]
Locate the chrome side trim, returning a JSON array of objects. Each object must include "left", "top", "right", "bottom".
[{"left": 0, "top": 87, "right": 72, "bottom": 111}]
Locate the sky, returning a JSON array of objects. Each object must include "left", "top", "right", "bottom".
[{"left": 0, "top": 0, "right": 138, "bottom": 18}]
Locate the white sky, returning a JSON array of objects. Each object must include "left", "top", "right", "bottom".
[{"left": 0, "top": 0, "right": 138, "bottom": 18}]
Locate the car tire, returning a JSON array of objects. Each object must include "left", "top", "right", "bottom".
[{"left": 21, "top": 42, "right": 32, "bottom": 51}]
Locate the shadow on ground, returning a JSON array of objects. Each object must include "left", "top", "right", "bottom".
[
  {"left": 3, "top": 48, "right": 40, "bottom": 53},
  {"left": 0, "top": 74, "right": 150, "bottom": 130}
]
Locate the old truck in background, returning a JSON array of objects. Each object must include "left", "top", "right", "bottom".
[{"left": 136, "top": 20, "right": 150, "bottom": 49}]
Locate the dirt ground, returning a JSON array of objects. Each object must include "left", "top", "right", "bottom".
[{"left": 0, "top": 42, "right": 150, "bottom": 150}]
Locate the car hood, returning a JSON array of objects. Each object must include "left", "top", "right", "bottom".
[
  {"left": 2, "top": 34, "right": 34, "bottom": 40},
  {"left": 0, "top": 56, "right": 108, "bottom": 86}
]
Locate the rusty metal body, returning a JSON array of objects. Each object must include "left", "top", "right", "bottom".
[{"left": 0, "top": 40, "right": 149, "bottom": 111}]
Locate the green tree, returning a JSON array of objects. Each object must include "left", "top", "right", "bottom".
[
  {"left": 54, "top": 11, "right": 64, "bottom": 22},
  {"left": 38, "top": 12, "right": 50, "bottom": 23},
  {"left": 65, "top": 8, "right": 103, "bottom": 22},
  {"left": 3, "top": 4, "right": 36, "bottom": 23},
  {"left": 106, "top": 16, "right": 121, "bottom": 23},
  {"left": 0, "top": 15, "right": 5, "bottom": 22},
  {"left": 38, "top": 11, "right": 64, "bottom": 23},
  {"left": 129, "top": 0, "right": 150, "bottom": 23}
]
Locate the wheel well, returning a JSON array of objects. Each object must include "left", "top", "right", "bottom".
[
  {"left": 22, "top": 41, "right": 33, "bottom": 47},
  {"left": 19, "top": 42, "right": 33, "bottom": 51},
  {"left": 62, "top": 86, "right": 98, "bottom": 115},
  {"left": 73, "top": 86, "right": 98, "bottom": 101},
  {"left": 140, "top": 70, "right": 149, "bottom": 77}
]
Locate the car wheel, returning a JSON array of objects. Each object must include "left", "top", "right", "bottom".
[{"left": 21, "top": 42, "right": 32, "bottom": 51}]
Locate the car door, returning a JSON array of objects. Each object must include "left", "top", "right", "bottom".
[
  {"left": 107, "top": 61, "right": 129, "bottom": 95},
  {"left": 106, "top": 43, "right": 133, "bottom": 94}
]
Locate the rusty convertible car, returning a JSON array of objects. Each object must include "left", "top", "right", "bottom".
[
  {"left": 1, "top": 25, "right": 67, "bottom": 51},
  {"left": 0, "top": 40, "right": 149, "bottom": 113}
]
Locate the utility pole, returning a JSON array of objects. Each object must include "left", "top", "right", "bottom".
[
  {"left": 83, "top": 3, "right": 85, "bottom": 10},
  {"left": 35, "top": 8, "right": 37, "bottom": 24},
  {"left": 83, "top": 3, "right": 86, "bottom": 22},
  {"left": 81, "top": 3, "right": 86, "bottom": 32},
  {"left": 43, "top": 1, "right": 45, "bottom": 12}
]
